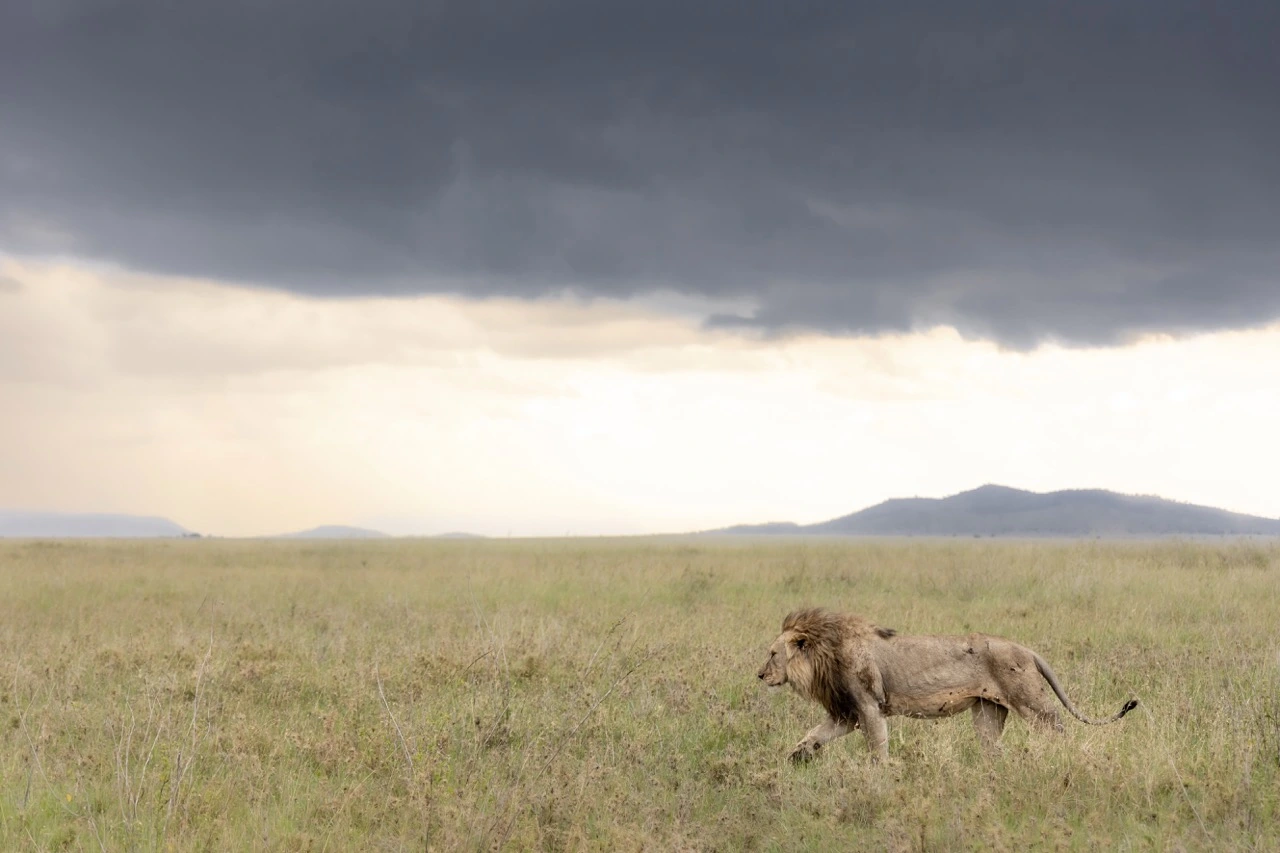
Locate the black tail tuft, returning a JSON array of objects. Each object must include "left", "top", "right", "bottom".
[{"left": 1120, "top": 699, "right": 1139, "bottom": 716}]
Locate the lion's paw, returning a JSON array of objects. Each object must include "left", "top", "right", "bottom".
[{"left": 788, "top": 740, "right": 820, "bottom": 764}]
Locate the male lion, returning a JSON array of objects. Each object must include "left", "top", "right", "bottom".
[{"left": 757, "top": 607, "right": 1138, "bottom": 762}]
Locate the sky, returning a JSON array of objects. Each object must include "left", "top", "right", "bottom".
[{"left": 2, "top": 1, "right": 1279, "bottom": 536}]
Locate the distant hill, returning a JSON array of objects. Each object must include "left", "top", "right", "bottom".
[
  {"left": 275, "top": 525, "right": 391, "bottom": 540},
  {"left": 710, "top": 485, "right": 1280, "bottom": 538},
  {"left": 714, "top": 521, "right": 805, "bottom": 535},
  {"left": 0, "top": 510, "right": 193, "bottom": 538}
]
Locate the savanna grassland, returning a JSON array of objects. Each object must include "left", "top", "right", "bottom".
[{"left": 2, "top": 537, "right": 1278, "bottom": 851}]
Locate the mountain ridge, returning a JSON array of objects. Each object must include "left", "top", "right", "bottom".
[
  {"left": 710, "top": 485, "right": 1280, "bottom": 537},
  {"left": 0, "top": 510, "right": 193, "bottom": 538},
  {"left": 273, "top": 525, "right": 391, "bottom": 540}
]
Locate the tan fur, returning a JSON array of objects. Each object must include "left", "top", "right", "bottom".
[{"left": 757, "top": 607, "right": 1138, "bottom": 762}]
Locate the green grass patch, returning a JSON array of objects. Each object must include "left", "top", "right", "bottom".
[{"left": 1, "top": 537, "right": 1277, "bottom": 850}]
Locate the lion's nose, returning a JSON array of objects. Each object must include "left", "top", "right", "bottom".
[{"left": 757, "top": 671, "right": 765, "bottom": 680}]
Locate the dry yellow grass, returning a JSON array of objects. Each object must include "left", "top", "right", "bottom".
[{"left": 1, "top": 537, "right": 1278, "bottom": 850}]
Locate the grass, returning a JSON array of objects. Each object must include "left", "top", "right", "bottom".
[{"left": 1, "top": 537, "right": 1278, "bottom": 850}]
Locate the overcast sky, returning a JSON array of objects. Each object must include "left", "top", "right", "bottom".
[{"left": 2, "top": 2, "right": 1279, "bottom": 535}]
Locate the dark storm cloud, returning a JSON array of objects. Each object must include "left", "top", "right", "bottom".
[{"left": 3, "top": 1, "right": 1279, "bottom": 346}]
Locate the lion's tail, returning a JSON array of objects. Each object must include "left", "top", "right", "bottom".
[{"left": 1033, "top": 654, "right": 1139, "bottom": 726}]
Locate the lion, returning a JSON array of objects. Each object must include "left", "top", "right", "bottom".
[{"left": 757, "top": 607, "right": 1138, "bottom": 762}]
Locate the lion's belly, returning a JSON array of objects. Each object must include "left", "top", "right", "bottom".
[{"left": 886, "top": 693, "right": 981, "bottom": 719}]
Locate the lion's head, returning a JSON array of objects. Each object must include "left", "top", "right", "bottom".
[
  {"left": 758, "top": 608, "right": 894, "bottom": 723},
  {"left": 756, "top": 627, "right": 806, "bottom": 688}
]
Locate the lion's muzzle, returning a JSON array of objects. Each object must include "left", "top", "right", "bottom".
[{"left": 757, "top": 661, "right": 785, "bottom": 687}]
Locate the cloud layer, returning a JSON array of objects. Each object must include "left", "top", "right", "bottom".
[{"left": 4, "top": 1, "right": 1278, "bottom": 346}]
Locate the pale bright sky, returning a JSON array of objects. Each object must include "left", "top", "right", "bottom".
[{"left": 3, "top": 255, "right": 1278, "bottom": 537}]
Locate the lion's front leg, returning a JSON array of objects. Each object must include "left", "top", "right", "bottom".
[
  {"left": 857, "top": 703, "right": 890, "bottom": 762},
  {"left": 789, "top": 716, "right": 856, "bottom": 763}
]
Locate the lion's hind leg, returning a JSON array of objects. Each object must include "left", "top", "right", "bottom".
[
  {"left": 1010, "top": 698, "right": 1064, "bottom": 733},
  {"left": 971, "top": 699, "right": 1008, "bottom": 753},
  {"left": 999, "top": 647, "right": 1066, "bottom": 733}
]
